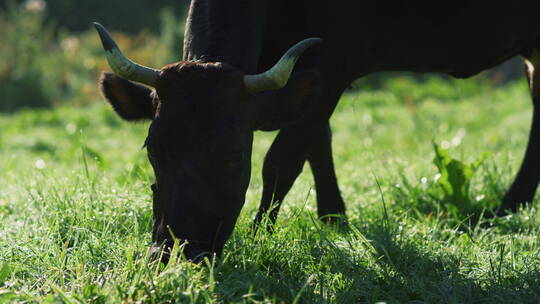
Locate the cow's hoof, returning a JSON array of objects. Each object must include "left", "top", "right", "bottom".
[{"left": 319, "top": 213, "right": 348, "bottom": 227}]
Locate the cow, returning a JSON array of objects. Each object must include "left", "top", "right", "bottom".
[{"left": 96, "top": 0, "right": 540, "bottom": 262}]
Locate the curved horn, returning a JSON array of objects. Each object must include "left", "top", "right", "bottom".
[
  {"left": 244, "top": 38, "right": 323, "bottom": 94},
  {"left": 93, "top": 22, "right": 159, "bottom": 87}
]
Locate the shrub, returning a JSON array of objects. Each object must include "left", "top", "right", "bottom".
[
  {"left": 0, "top": 1, "right": 54, "bottom": 111},
  {"left": 0, "top": 0, "right": 189, "bottom": 33},
  {"left": 0, "top": 1, "right": 184, "bottom": 112}
]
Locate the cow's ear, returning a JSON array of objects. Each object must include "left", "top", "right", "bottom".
[
  {"left": 99, "top": 72, "right": 157, "bottom": 121},
  {"left": 254, "top": 70, "right": 322, "bottom": 131}
]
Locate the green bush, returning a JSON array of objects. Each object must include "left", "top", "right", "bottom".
[
  {"left": 0, "top": 1, "right": 184, "bottom": 112},
  {"left": 0, "top": 0, "right": 189, "bottom": 33},
  {"left": 0, "top": 2, "right": 54, "bottom": 111}
]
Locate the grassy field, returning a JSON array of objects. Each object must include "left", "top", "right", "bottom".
[{"left": 1, "top": 78, "right": 540, "bottom": 303}]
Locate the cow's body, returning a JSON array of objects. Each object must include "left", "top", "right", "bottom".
[
  {"left": 97, "top": 0, "right": 540, "bottom": 260},
  {"left": 184, "top": 1, "right": 540, "bottom": 74},
  {"left": 230, "top": 0, "right": 540, "bottom": 223}
]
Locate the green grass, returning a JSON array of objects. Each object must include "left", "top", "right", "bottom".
[{"left": 1, "top": 79, "right": 540, "bottom": 303}]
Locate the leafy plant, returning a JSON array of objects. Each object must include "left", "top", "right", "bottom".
[{"left": 431, "top": 142, "right": 489, "bottom": 216}]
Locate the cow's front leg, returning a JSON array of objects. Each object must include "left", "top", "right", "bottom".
[
  {"left": 498, "top": 50, "right": 540, "bottom": 215},
  {"left": 253, "top": 121, "right": 346, "bottom": 230},
  {"left": 253, "top": 124, "right": 312, "bottom": 230}
]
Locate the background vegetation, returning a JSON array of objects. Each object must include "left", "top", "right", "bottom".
[
  {"left": 1, "top": 1, "right": 539, "bottom": 303},
  {"left": 0, "top": 0, "right": 185, "bottom": 112},
  {"left": 0, "top": 0, "right": 189, "bottom": 33}
]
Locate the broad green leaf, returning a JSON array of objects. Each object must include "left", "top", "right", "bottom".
[{"left": 432, "top": 142, "right": 489, "bottom": 215}]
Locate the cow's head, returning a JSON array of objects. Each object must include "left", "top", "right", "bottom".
[{"left": 94, "top": 23, "right": 322, "bottom": 262}]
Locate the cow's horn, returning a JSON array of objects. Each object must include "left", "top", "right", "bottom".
[
  {"left": 243, "top": 38, "right": 322, "bottom": 94},
  {"left": 93, "top": 22, "right": 159, "bottom": 87}
]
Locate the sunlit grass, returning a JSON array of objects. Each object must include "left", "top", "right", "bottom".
[{"left": 1, "top": 80, "right": 539, "bottom": 303}]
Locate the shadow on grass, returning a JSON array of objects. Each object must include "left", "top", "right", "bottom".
[
  {"left": 352, "top": 219, "right": 539, "bottom": 303},
  {"left": 214, "top": 215, "right": 540, "bottom": 303}
]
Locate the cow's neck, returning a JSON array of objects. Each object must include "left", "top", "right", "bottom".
[{"left": 182, "top": 0, "right": 266, "bottom": 74}]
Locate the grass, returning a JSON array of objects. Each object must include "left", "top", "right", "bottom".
[{"left": 1, "top": 78, "right": 540, "bottom": 303}]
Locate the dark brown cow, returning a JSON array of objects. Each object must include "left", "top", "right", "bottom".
[
  {"left": 96, "top": 0, "right": 540, "bottom": 261},
  {"left": 95, "top": 20, "right": 322, "bottom": 261}
]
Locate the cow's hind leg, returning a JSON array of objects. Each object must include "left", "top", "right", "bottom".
[
  {"left": 498, "top": 50, "right": 540, "bottom": 215},
  {"left": 307, "top": 122, "right": 346, "bottom": 221}
]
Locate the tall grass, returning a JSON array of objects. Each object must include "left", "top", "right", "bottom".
[{"left": 1, "top": 76, "right": 539, "bottom": 302}]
